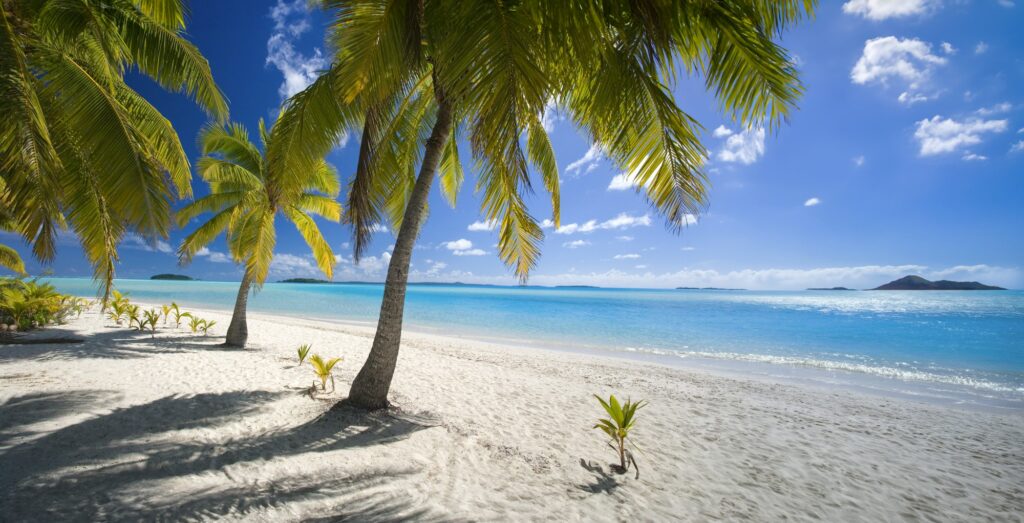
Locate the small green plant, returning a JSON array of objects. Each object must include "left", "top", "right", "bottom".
[
  {"left": 594, "top": 394, "right": 646, "bottom": 478},
  {"left": 126, "top": 304, "right": 142, "bottom": 331},
  {"left": 199, "top": 319, "right": 216, "bottom": 336},
  {"left": 309, "top": 354, "right": 342, "bottom": 392},
  {"left": 161, "top": 304, "right": 171, "bottom": 324},
  {"left": 187, "top": 314, "right": 202, "bottom": 333},
  {"left": 142, "top": 309, "right": 160, "bottom": 337},
  {"left": 172, "top": 304, "right": 186, "bottom": 328},
  {"left": 297, "top": 344, "right": 311, "bottom": 364}
]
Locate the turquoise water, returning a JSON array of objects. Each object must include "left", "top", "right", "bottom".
[{"left": 48, "top": 278, "right": 1024, "bottom": 410}]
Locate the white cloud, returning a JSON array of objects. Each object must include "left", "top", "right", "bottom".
[
  {"left": 712, "top": 125, "right": 734, "bottom": 138},
  {"left": 124, "top": 234, "right": 172, "bottom": 254},
  {"left": 270, "top": 253, "right": 319, "bottom": 277},
  {"left": 616, "top": 236, "right": 634, "bottom": 242},
  {"left": 852, "top": 155, "right": 866, "bottom": 167},
  {"left": 961, "top": 152, "right": 987, "bottom": 161},
  {"left": 851, "top": 37, "right": 946, "bottom": 102},
  {"left": 266, "top": 0, "right": 327, "bottom": 99},
  {"left": 607, "top": 173, "right": 640, "bottom": 191},
  {"left": 540, "top": 219, "right": 555, "bottom": 229},
  {"left": 842, "top": 0, "right": 936, "bottom": 20},
  {"left": 681, "top": 247, "right": 696, "bottom": 252},
  {"left": 898, "top": 91, "right": 932, "bottom": 105},
  {"left": 913, "top": 116, "right": 1008, "bottom": 156},
  {"left": 804, "top": 197, "right": 821, "bottom": 207},
  {"left": 998, "top": 0, "right": 1015, "bottom": 7},
  {"left": 467, "top": 220, "right": 497, "bottom": 232},
  {"left": 540, "top": 101, "right": 564, "bottom": 133},
  {"left": 614, "top": 254, "right": 641, "bottom": 260},
  {"left": 563, "top": 240, "right": 590, "bottom": 249},
  {"left": 974, "top": 41, "right": 989, "bottom": 55},
  {"left": 1009, "top": 140, "right": 1024, "bottom": 153},
  {"left": 717, "top": 127, "right": 766, "bottom": 164},
  {"left": 634, "top": 265, "right": 647, "bottom": 270},
  {"left": 444, "top": 239, "right": 485, "bottom": 256},
  {"left": 444, "top": 239, "right": 473, "bottom": 251},
  {"left": 976, "top": 102, "right": 1013, "bottom": 116},
  {"left": 369, "top": 223, "right": 389, "bottom": 233},
  {"left": 565, "top": 143, "right": 603, "bottom": 176},
  {"left": 940, "top": 42, "right": 956, "bottom": 54},
  {"left": 553, "top": 213, "right": 654, "bottom": 235}
]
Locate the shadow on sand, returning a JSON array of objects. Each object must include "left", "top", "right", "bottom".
[
  {"left": 0, "top": 325, "right": 239, "bottom": 362},
  {"left": 0, "top": 389, "right": 442, "bottom": 521}
]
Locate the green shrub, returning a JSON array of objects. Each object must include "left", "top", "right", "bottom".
[
  {"left": 297, "top": 344, "right": 311, "bottom": 364},
  {"left": 309, "top": 354, "right": 342, "bottom": 392},
  {"left": 594, "top": 394, "right": 646, "bottom": 477}
]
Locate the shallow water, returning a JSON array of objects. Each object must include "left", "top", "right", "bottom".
[{"left": 48, "top": 278, "right": 1024, "bottom": 410}]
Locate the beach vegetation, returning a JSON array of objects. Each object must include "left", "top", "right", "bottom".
[
  {"left": 171, "top": 304, "right": 186, "bottom": 328},
  {"left": 0, "top": 0, "right": 227, "bottom": 302},
  {"left": 594, "top": 394, "right": 646, "bottom": 477},
  {"left": 297, "top": 343, "right": 311, "bottom": 364},
  {"left": 187, "top": 314, "right": 202, "bottom": 333},
  {"left": 309, "top": 354, "right": 342, "bottom": 393},
  {"left": 142, "top": 309, "right": 160, "bottom": 336},
  {"left": 199, "top": 319, "right": 216, "bottom": 336},
  {"left": 161, "top": 305, "right": 172, "bottom": 324},
  {"left": 0, "top": 277, "right": 74, "bottom": 331},
  {"left": 176, "top": 118, "right": 340, "bottom": 348},
  {"left": 126, "top": 305, "right": 142, "bottom": 331},
  {"left": 273, "top": 0, "right": 813, "bottom": 409}
]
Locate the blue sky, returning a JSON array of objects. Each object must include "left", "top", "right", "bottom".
[{"left": 8, "top": 0, "right": 1024, "bottom": 289}]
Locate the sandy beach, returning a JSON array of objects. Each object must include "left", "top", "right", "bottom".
[{"left": 1, "top": 304, "right": 1022, "bottom": 521}]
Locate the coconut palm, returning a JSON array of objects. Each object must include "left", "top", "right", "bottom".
[
  {"left": 273, "top": 0, "right": 814, "bottom": 408},
  {"left": 177, "top": 120, "right": 341, "bottom": 347},
  {"left": 0, "top": 0, "right": 227, "bottom": 300}
]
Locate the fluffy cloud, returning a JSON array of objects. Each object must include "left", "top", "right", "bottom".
[
  {"left": 717, "top": 127, "right": 766, "bottom": 164},
  {"left": 607, "top": 173, "right": 639, "bottom": 191},
  {"left": 444, "top": 239, "right": 486, "bottom": 256},
  {"left": 804, "top": 197, "right": 821, "bottom": 207},
  {"left": 712, "top": 125, "right": 734, "bottom": 138},
  {"left": 898, "top": 91, "right": 932, "bottom": 106},
  {"left": 195, "top": 247, "right": 231, "bottom": 264},
  {"left": 270, "top": 253, "right": 318, "bottom": 277},
  {"left": 266, "top": 0, "right": 327, "bottom": 99},
  {"left": 565, "top": 143, "right": 603, "bottom": 176},
  {"left": 913, "top": 116, "right": 1008, "bottom": 156},
  {"left": 553, "top": 213, "right": 654, "bottom": 235},
  {"left": 616, "top": 236, "right": 634, "bottom": 242},
  {"left": 613, "top": 254, "right": 641, "bottom": 260},
  {"left": 974, "top": 42, "right": 988, "bottom": 54},
  {"left": 976, "top": 102, "right": 1013, "bottom": 116},
  {"left": 961, "top": 152, "right": 987, "bottom": 161},
  {"left": 1010, "top": 140, "right": 1024, "bottom": 153},
  {"left": 540, "top": 101, "right": 564, "bottom": 133},
  {"left": 124, "top": 233, "right": 173, "bottom": 254},
  {"left": 851, "top": 37, "right": 946, "bottom": 102},
  {"left": 563, "top": 240, "right": 590, "bottom": 249},
  {"left": 940, "top": 42, "right": 956, "bottom": 54},
  {"left": 852, "top": 155, "right": 866, "bottom": 167},
  {"left": 467, "top": 220, "right": 497, "bottom": 232},
  {"left": 842, "top": 0, "right": 936, "bottom": 20}
]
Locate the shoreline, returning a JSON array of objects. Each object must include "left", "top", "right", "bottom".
[
  {"left": 116, "top": 298, "right": 1024, "bottom": 414},
  {"left": 1, "top": 305, "right": 1023, "bottom": 520}
]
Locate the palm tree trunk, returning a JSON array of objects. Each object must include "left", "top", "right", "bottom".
[
  {"left": 224, "top": 267, "right": 253, "bottom": 347},
  {"left": 347, "top": 99, "right": 454, "bottom": 409}
]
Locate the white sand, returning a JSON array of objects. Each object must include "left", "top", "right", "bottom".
[{"left": 1, "top": 304, "right": 1022, "bottom": 521}]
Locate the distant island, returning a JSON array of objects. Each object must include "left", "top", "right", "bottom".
[
  {"left": 278, "top": 278, "right": 331, "bottom": 284},
  {"left": 676, "top": 287, "right": 747, "bottom": 291},
  {"left": 150, "top": 274, "right": 195, "bottom": 281},
  {"left": 872, "top": 275, "right": 1005, "bottom": 291},
  {"left": 807, "top": 287, "right": 855, "bottom": 291}
]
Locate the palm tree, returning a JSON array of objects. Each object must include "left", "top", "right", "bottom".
[
  {"left": 274, "top": 0, "right": 814, "bottom": 409},
  {"left": 0, "top": 0, "right": 227, "bottom": 301},
  {"left": 177, "top": 119, "right": 341, "bottom": 347}
]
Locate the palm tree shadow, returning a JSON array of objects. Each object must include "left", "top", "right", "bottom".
[
  {"left": 0, "top": 390, "right": 116, "bottom": 447},
  {"left": 0, "top": 326, "right": 244, "bottom": 362},
  {"left": 577, "top": 458, "right": 623, "bottom": 494},
  {"left": 0, "top": 390, "right": 435, "bottom": 521}
]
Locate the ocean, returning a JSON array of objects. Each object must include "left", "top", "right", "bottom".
[{"left": 47, "top": 278, "right": 1024, "bottom": 411}]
